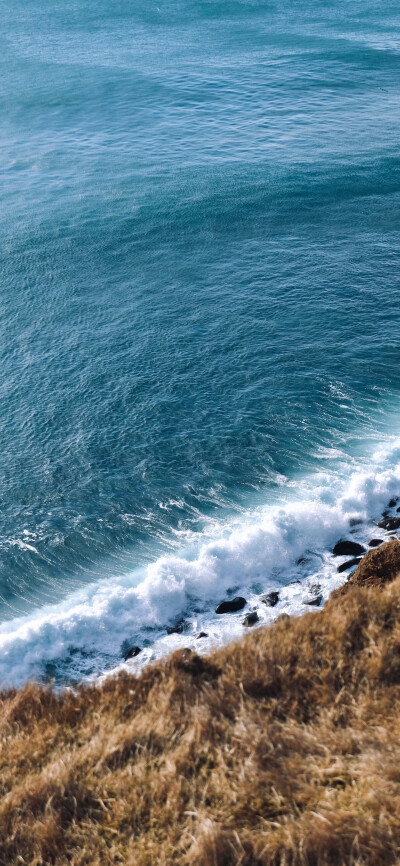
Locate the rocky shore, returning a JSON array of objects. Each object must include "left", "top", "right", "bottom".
[
  {"left": 2, "top": 536, "right": 400, "bottom": 865},
  {"left": 123, "top": 496, "right": 400, "bottom": 666}
]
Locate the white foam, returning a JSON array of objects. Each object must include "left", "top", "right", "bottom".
[{"left": 1, "top": 437, "right": 400, "bottom": 687}]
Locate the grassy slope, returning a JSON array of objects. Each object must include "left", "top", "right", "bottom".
[{"left": 2, "top": 541, "right": 400, "bottom": 865}]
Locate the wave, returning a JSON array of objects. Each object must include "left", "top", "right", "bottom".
[{"left": 1, "top": 436, "right": 400, "bottom": 687}]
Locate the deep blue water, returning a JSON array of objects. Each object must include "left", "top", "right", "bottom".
[{"left": 1, "top": 0, "right": 400, "bottom": 684}]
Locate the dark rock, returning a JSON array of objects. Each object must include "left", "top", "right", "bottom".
[
  {"left": 243, "top": 611, "right": 259, "bottom": 627},
  {"left": 297, "top": 556, "right": 309, "bottom": 565},
  {"left": 302, "top": 594, "right": 323, "bottom": 607},
  {"left": 328, "top": 539, "right": 400, "bottom": 603},
  {"left": 261, "top": 591, "right": 280, "bottom": 607},
  {"left": 332, "top": 540, "right": 366, "bottom": 557},
  {"left": 337, "top": 557, "right": 361, "bottom": 574},
  {"left": 195, "top": 631, "right": 208, "bottom": 639},
  {"left": 382, "top": 510, "right": 390, "bottom": 518},
  {"left": 377, "top": 517, "right": 400, "bottom": 532},
  {"left": 397, "top": 506, "right": 400, "bottom": 513},
  {"left": 123, "top": 645, "right": 141, "bottom": 661},
  {"left": 389, "top": 498, "right": 399, "bottom": 508},
  {"left": 166, "top": 618, "right": 188, "bottom": 635},
  {"left": 368, "top": 538, "right": 384, "bottom": 547},
  {"left": 215, "top": 596, "right": 246, "bottom": 614},
  {"left": 302, "top": 583, "right": 323, "bottom": 606}
]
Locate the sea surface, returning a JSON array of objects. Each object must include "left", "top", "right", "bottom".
[{"left": 1, "top": 0, "right": 400, "bottom": 685}]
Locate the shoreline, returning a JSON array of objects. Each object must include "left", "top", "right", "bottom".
[
  {"left": 1, "top": 538, "right": 400, "bottom": 864},
  {"left": 2, "top": 443, "right": 400, "bottom": 689}
]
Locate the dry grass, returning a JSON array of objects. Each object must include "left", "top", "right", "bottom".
[{"left": 2, "top": 542, "right": 400, "bottom": 865}]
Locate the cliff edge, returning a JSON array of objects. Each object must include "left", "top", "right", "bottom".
[{"left": 1, "top": 541, "right": 400, "bottom": 865}]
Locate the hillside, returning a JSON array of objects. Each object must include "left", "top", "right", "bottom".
[{"left": 1, "top": 540, "right": 400, "bottom": 865}]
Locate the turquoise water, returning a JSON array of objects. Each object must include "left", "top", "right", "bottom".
[{"left": 1, "top": 0, "right": 400, "bottom": 683}]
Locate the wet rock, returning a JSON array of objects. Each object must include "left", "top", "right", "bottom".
[
  {"left": 302, "top": 583, "right": 323, "bottom": 606},
  {"left": 261, "top": 591, "right": 280, "bottom": 607},
  {"left": 368, "top": 538, "right": 384, "bottom": 547},
  {"left": 333, "top": 540, "right": 366, "bottom": 557},
  {"left": 397, "top": 506, "right": 400, "bottom": 513},
  {"left": 297, "top": 556, "right": 309, "bottom": 565},
  {"left": 243, "top": 611, "right": 259, "bottom": 627},
  {"left": 215, "top": 596, "right": 246, "bottom": 614},
  {"left": 337, "top": 557, "right": 361, "bottom": 574},
  {"left": 377, "top": 517, "right": 400, "bottom": 532},
  {"left": 328, "top": 539, "right": 400, "bottom": 605},
  {"left": 123, "top": 645, "right": 141, "bottom": 661},
  {"left": 195, "top": 631, "right": 208, "bottom": 640},
  {"left": 389, "top": 497, "right": 399, "bottom": 508},
  {"left": 302, "top": 594, "right": 323, "bottom": 607},
  {"left": 166, "top": 618, "right": 188, "bottom": 635}
]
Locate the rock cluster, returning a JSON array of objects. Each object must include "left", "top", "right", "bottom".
[
  {"left": 329, "top": 538, "right": 400, "bottom": 603},
  {"left": 122, "top": 496, "right": 400, "bottom": 661}
]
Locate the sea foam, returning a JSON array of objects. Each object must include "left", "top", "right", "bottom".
[{"left": 1, "top": 437, "right": 400, "bottom": 688}]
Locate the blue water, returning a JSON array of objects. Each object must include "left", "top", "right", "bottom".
[{"left": 1, "top": 0, "right": 400, "bottom": 684}]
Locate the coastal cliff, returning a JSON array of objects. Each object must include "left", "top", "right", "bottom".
[{"left": 1, "top": 540, "right": 400, "bottom": 865}]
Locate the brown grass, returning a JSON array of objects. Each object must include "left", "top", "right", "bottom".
[{"left": 2, "top": 542, "right": 400, "bottom": 865}]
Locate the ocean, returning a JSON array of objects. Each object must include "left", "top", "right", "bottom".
[{"left": 1, "top": 0, "right": 400, "bottom": 685}]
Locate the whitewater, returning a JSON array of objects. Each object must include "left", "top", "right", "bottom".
[{"left": 0, "top": 434, "right": 399, "bottom": 687}]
